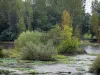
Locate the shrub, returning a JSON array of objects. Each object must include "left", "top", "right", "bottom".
[
  {"left": 9, "top": 48, "right": 21, "bottom": 58},
  {"left": 84, "top": 33, "right": 92, "bottom": 39},
  {"left": 0, "top": 49, "right": 20, "bottom": 58},
  {"left": 15, "top": 31, "right": 43, "bottom": 49},
  {"left": 0, "top": 50, "right": 3, "bottom": 58},
  {"left": 76, "top": 48, "right": 86, "bottom": 54},
  {"left": 21, "top": 40, "right": 57, "bottom": 61},
  {"left": 0, "top": 46, "right": 4, "bottom": 58},
  {"left": 45, "top": 25, "right": 61, "bottom": 46},
  {"left": 1, "top": 49, "right": 10, "bottom": 58},
  {"left": 92, "top": 56, "right": 100, "bottom": 73},
  {"left": 57, "top": 38, "right": 79, "bottom": 54}
]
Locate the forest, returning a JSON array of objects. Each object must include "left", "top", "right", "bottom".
[{"left": 0, "top": 0, "right": 100, "bottom": 75}]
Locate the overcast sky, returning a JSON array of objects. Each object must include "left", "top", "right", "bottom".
[{"left": 85, "top": 0, "right": 100, "bottom": 14}]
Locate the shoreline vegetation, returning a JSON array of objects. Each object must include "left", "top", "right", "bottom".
[{"left": 0, "top": 0, "right": 100, "bottom": 75}]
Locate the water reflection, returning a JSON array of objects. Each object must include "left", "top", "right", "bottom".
[{"left": 84, "top": 45, "right": 100, "bottom": 54}]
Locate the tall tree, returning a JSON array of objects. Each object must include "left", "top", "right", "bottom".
[
  {"left": 92, "top": 0, "right": 100, "bottom": 43},
  {"left": 0, "top": 0, "right": 34, "bottom": 41},
  {"left": 24, "top": 0, "right": 33, "bottom": 30}
]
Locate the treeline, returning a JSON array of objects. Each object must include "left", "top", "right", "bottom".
[
  {"left": 0, "top": 0, "right": 85, "bottom": 41},
  {"left": 1, "top": 0, "right": 100, "bottom": 42},
  {"left": 0, "top": 0, "right": 33, "bottom": 41}
]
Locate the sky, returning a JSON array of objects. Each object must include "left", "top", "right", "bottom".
[{"left": 85, "top": 0, "right": 100, "bottom": 14}]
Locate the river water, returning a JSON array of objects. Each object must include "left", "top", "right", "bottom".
[
  {"left": 0, "top": 44, "right": 100, "bottom": 75},
  {"left": 34, "top": 44, "right": 100, "bottom": 75},
  {"left": 85, "top": 45, "right": 100, "bottom": 54}
]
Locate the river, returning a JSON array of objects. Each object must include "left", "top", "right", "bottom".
[{"left": 0, "top": 44, "right": 100, "bottom": 75}]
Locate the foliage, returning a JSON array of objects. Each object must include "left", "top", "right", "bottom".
[
  {"left": 83, "top": 33, "right": 92, "bottom": 39},
  {"left": 56, "top": 55, "right": 67, "bottom": 59},
  {"left": 60, "top": 25, "right": 72, "bottom": 40},
  {"left": 0, "top": 0, "right": 33, "bottom": 41},
  {"left": 91, "top": 13, "right": 99, "bottom": 34},
  {"left": 57, "top": 38, "right": 79, "bottom": 54},
  {"left": 0, "top": 27, "right": 17, "bottom": 41},
  {"left": 9, "top": 48, "right": 21, "bottom": 58},
  {"left": 92, "top": 1, "right": 100, "bottom": 43},
  {"left": 0, "top": 0, "right": 84, "bottom": 41},
  {"left": 57, "top": 11, "right": 79, "bottom": 54},
  {"left": 92, "top": 56, "right": 100, "bottom": 73},
  {"left": 62, "top": 10, "right": 71, "bottom": 28},
  {"left": 0, "top": 49, "right": 3, "bottom": 58},
  {"left": 21, "top": 40, "right": 57, "bottom": 61},
  {"left": 47, "top": 25, "right": 61, "bottom": 46},
  {"left": 1, "top": 49, "right": 10, "bottom": 58},
  {"left": 0, "top": 46, "right": 5, "bottom": 58},
  {"left": 82, "top": 13, "right": 92, "bottom": 36},
  {"left": 0, "top": 49, "right": 20, "bottom": 58},
  {"left": 15, "top": 31, "right": 43, "bottom": 49}
]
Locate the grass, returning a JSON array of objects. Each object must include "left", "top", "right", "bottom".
[
  {"left": 0, "top": 55, "right": 73, "bottom": 65},
  {"left": 56, "top": 55, "right": 74, "bottom": 64},
  {"left": 0, "top": 55, "right": 73, "bottom": 74},
  {"left": 14, "top": 68, "right": 31, "bottom": 71},
  {"left": 0, "top": 58, "right": 17, "bottom": 63},
  {"left": 0, "top": 69, "right": 11, "bottom": 75}
]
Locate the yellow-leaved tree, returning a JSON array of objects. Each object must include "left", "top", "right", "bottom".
[
  {"left": 61, "top": 10, "right": 72, "bottom": 39},
  {"left": 57, "top": 10, "right": 79, "bottom": 54}
]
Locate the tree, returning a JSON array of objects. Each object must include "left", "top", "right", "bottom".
[
  {"left": 82, "top": 13, "right": 92, "bottom": 36},
  {"left": 52, "top": 0, "right": 84, "bottom": 38},
  {"left": 61, "top": 10, "right": 72, "bottom": 40},
  {"left": 61, "top": 10, "right": 71, "bottom": 29},
  {"left": 0, "top": 0, "right": 34, "bottom": 41},
  {"left": 24, "top": 0, "right": 33, "bottom": 30},
  {"left": 92, "top": 0, "right": 100, "bottom": 43}
]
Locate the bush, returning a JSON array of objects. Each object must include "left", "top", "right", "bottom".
[
  {"left": 9, "top": 48, "right": 21, "bottom": 58},
  {"left": 21, "top": 40, "right": 57, "bottom": 61},
  {"left": 15, "top": 31, "right": 43, "bottom": 49},
  {"left": 14, "top": 31, "right": 57, "bottom": 60},
  {"left": 0, "top": 46, "right": 4, "bottom": 58},
  {"left": 0, "top": 50, "right": 3, "bottom": 58},
  {"left": 0, "top": 49, "right": 19, "bottom": 58},
  {"left": 1, "top": 49, "right": 10, "bottom": 58},
  {"left": 92, "top": 56, "right": 100, "bottom": 73},
  {"left": 57, "top": 38, "right": 79, "bottom": 54},
  {"left": 76, "top": 48, "right": 86, "bottom": 54}
]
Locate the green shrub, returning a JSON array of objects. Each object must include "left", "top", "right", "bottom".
[
  {"left": 76, "top": 48, "right": 86, "bottom": 54},
  {"left": 0, "top": 49, "right": 19, "bottom": 58},
  {"left": 0, "top": 46, "right": 4, "bottom": 58},
  {"left": 21, "top": 40, "right": 57, "bottom": 61},
  {"left": 83, "top": 33, "right": 92, "bottom": 39},
  {"left": 92, "top": 56, "right": 100, "bottom": 73},
  {"left": 0, "top": 50, "right": 3, "bottom": 58},
  {"left": 57, "top": 38, "right": 79, "bottom": 54},
  {"left": 1, "top": 49, "right": 10, "bottom": 58},
  {"left": 15, "top": 31, "right": 43, "bottom": 49},
  {"left": 9, "top": 48, "right": 21, "bottom": 58}
]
